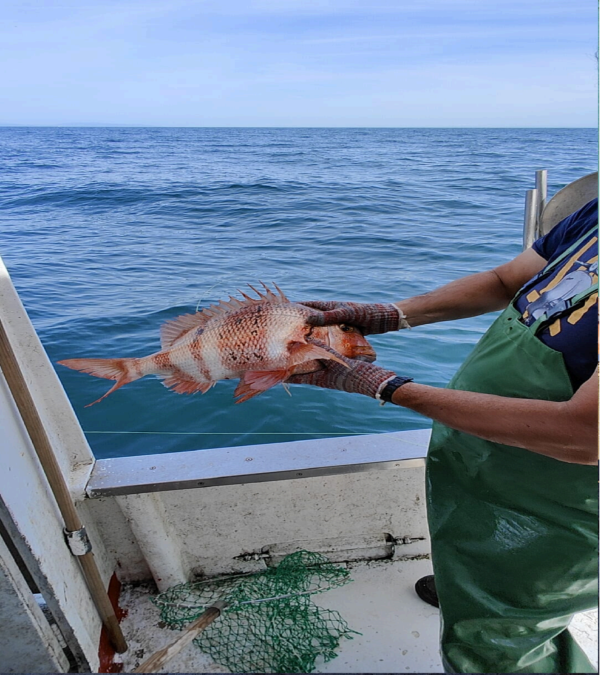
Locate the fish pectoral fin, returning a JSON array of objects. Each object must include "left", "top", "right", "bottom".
[
  {"left": 287, "top": 341, "right": 350, "bottom": 368},
  {"left": 160, "top": 374, "right": 213, "bottom": 395},
  {"left": 234, "top": 369, "right": 292, "bottom": 404}
]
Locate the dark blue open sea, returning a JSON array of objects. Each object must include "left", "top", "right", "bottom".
[{"left": 0, "top": 128, "right": 596, "bottom": 459}]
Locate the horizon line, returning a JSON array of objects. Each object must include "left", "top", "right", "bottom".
[{"left": 0, "top": 124, "right": 597, "bottom": 130}]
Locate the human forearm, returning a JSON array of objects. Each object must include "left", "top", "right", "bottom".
[
  {"left": 306, "top": 246, "right": 548, "bottom": 333},
  {"left": 394, "top": 247, "right": 549, "bottom": 327},
  {"left": 393, "top": 270, "right": 511, "bottom": 327},
  {"left": 303, "top": 270, "right": 510, "bottom": 334},
  {"left": 391, "top": 382, "right": 598, "bottom": 465},
  {"left": 289, "top": 348, "right": 598, "bottom": 464}
]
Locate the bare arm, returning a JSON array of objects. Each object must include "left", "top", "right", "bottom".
[
  {"left": 300, "top": 245, "right": 596, "bottom": 465},
  {"left": 304, "top": 248, "right": 549, "bottom": 334},
  {"left": 395, "top": 247, "right": 548, "bottom": 327},
  {"left": 391, "top": 368, "right": 599, "bottom": 465}
]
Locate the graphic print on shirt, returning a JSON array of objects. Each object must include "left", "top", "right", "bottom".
[
  {"left": 515, "top": 228, "right": 598, "bottom": 389},
  {"left": 521, "top": 233, "right": 598, "bottom": 335}
]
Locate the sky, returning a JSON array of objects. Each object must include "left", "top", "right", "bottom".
[{"left": 1, "top": 0, "right": 598, "bottom": 127}]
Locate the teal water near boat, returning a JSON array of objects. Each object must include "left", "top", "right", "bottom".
[{"left": 0, "top": 127, "right": 596, "bottom": 458}]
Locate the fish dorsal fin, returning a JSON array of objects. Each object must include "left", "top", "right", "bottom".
[
  {"left": 196, "top": 283, "right": 290, "bottom": 320},
  {"left": 248, "top": 281, "right": 289, "bottom": 303},
  {"left": 160, "top": 312, "right": 209, "bottom": 349},
  {"left": 235, "top": 282, "right": 289, "bottom": 307},
  {"left": 161, "top": 283, "right": 290, "bottom": 348}
]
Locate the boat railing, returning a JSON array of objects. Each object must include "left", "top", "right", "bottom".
[
  {"left": 523, "top": 170, "right": 597, "bottom": 249},
  {"left": 0, "top": 250, "right": 430, "bottom": 670}
]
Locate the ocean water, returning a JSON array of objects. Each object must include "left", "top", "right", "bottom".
[{"left": 0, "top": 127, "right": 596, "bottom": 459}]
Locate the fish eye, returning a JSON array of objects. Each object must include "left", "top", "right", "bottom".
[{"left": 339, "top": 324, "right": 353, "bottom": 332}]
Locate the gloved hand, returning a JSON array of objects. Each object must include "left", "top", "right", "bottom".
[
  {"left": 286, "top": 342, "right": 399, "bottom": 399},
  {"left": 300, "top": 300, "right": 410, "bottom": 335}
]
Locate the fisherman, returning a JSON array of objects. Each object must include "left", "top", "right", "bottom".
[{"left": 291, "top": 197, "right": 599, "bottom": 674}]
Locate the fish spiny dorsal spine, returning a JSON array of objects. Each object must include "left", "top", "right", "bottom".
[{"left": 198, "top": 282, "right": 289, "bottom": 321}]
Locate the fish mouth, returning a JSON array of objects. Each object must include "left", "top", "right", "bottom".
[{"left": 351, "top": 347, "right": 377, "bottom": 363}]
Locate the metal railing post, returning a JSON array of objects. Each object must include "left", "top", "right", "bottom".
[
  {"left": 535, "top": 169, "right": 548, "bottom": 237},
  {"left": 523, "top": 188, "right": 539, "bottom": 249}
]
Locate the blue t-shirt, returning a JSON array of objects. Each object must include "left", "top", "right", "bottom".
[{"left": 514, "top": 198, "right": 598, "bottom": 390}]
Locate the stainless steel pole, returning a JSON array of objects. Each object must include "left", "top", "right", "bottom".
[
  {"left": 535, "top": 169, "right": 548, "bottom": 237},
  {"left": 523, "top": 188, "right": 539, "bottom": 249}
]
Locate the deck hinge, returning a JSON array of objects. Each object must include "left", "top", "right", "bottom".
[{"left": 64, "top": 526, "right": 93, "bottom": 556}]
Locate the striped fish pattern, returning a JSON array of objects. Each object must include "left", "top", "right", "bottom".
[{"left": 58, "top": 283, "right": 376, "bottom": 405}]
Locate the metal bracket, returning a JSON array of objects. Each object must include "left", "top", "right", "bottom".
[
  {"left": 235, "top": 534, "right": 427, "bottom": 565},
  {"left": 388, "top": 535, "right": 425, "bottom": 546},
  {"left": 64, "top": 527, "right": 93, "bottom": 556},
  {"left": 384, "top": 533, "right": 426, "bottom": 558}
]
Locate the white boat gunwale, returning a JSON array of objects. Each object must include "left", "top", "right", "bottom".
[{"left": 87, "top": 429, "right": 430, "bottom": 497}]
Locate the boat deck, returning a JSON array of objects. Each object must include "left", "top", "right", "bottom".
[{"left": 117, "top": 557, "right": 598, "bottom": 673}]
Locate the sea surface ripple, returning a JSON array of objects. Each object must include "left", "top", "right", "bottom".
[{"left": 0, "top": 127, "right": 596, "bottom": 458}]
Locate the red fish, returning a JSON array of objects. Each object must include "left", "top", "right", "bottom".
[{"left": 58, "top": 283, "right": 376, "bottom": 405}]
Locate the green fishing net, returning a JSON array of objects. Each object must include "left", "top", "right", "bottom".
[{"left": 151, "top": 550, "right": 360, "bottom": 673}]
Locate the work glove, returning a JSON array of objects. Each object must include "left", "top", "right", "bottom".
[
  {"left": 300, "top": 300, "right": 410, "bottom": 335},
  {"left": 287, "top": 342, "right": 399, "bottom": 399}
]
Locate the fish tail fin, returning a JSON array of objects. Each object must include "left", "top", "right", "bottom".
[{"left": 57, "top": 357, "right": 142, "bottom": 407}]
